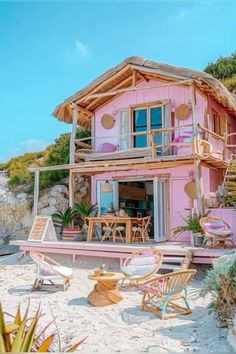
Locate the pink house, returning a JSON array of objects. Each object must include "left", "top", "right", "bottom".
[{"left": 14, "top": 56, "right": 236, "bottom": 264}]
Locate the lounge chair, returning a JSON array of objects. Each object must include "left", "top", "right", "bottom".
[
  {"left": 30, "top": 252, "right": 73, "bottom": 291},
  {"left": 200, "top": 216, "right": 235, "bottom": 249},
  {"left": 140, "top": 269, "right": 197, "bottom": 319},
  {"left": 120, "top": 248, "right": 163, "bottom": 288}
]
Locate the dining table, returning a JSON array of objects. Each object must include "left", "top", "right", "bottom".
[{"left": 85, "top": 216, "right": 139, "bottom": 244}]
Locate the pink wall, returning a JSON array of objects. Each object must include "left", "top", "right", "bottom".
[
  {"left": 94, "top": 80, "right": 207, "bottom": 150},
  {"left": 92, "top": 164, "right": 197, "bottom": 241},
  {"left": 208, "top": 97, "right": 236, "bottom": 159},
  {"left": 91, "top": 164, "right": 225, "bottom": 242}
]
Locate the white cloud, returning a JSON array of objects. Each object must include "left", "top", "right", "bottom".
[
  {"left": 75, "top": 40, "right": 89, "bottom": 58},
  {"left": 162, "top": 9, "right": 189, "bottom": 27},
  {"left": 65, "top": 39, "right": 90, "bottom": 64}
]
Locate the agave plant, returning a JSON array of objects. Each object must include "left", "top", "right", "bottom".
[
  {"left": 52, "top": 207, "right": 77, "bottom": 229},
  {"left": 0, "top": 303, "right": 85, "bottom": 352}
]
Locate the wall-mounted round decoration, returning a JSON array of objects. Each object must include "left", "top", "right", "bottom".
[
  {"left": 101, "top": 114, "right": 115, "bottom": 129},
  {"left": 175, "top": 104, "right": 190, "bottom": 120},
  {"left": 184, "top": 181, "right": 196, "bottom": 199}
]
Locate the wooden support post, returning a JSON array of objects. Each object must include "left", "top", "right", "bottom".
[
  {"left": 190, "top": 82, "right": 200, "bottom": 154},
  {"left": 194, "top": 159, "right": 205, "bottom": 216},
  {"left": 69, "top": 103, "right": 78, "bottom": 164},
  {"left": 69, "top": 170, "right": 75, "bottom": 209},
  {"left": 32, "top": 170, "right": 39, "bottom": 217}
]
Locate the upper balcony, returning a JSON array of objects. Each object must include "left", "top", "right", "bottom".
[{"left": 72, "top": 123, "right": 235, "bottom": 169}]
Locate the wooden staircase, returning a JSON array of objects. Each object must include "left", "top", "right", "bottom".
[{"left": 223, "top": 154, "right": 236, "bottom": 204}]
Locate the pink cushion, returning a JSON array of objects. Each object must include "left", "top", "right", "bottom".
[
  {"left": 41, "top": 268, "right": 55, "bottom": 276},
  {"left": 98, "top": 143, "right": 117, "bottom": 153},
  {"left": 203, "top": 221, "right": 226, "bottom": 231}
]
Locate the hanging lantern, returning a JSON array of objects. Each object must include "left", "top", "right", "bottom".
[{"left": 101, "top": 180, "right": 113, "bottom": 192}]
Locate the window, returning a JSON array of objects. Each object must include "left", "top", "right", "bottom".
[
  {"left": 133, "top": 106, "right": 163, "bottom": 148},
  {"left": 212, "top": 110, "right": 226, "bottom": 136}
]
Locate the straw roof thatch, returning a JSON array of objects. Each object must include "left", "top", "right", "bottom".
[{"left": 52, "top": 56, "right": 236, "bottom": 127}]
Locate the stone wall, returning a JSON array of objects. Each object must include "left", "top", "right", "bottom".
[{"left": 0, "top": 172, "right": 89, "bottom": 245}]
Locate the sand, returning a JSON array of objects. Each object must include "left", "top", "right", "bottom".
[{"left": 0, "top": 253, "right": 232, "bottom": 353}]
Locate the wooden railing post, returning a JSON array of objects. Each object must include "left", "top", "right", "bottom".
[
  {"left": 32, "top": 170, "right": 39, "bottom": 217},
  {"left": 223, "top": 132, "right": 227, "bottom": 161},
  {"left": 69, "top": 103, "right": 78, "bottom": 164},
  {"left": 194, "top": 159, "right": 205, "bottom": 216},
  {"left": 148, "top": 132, "right": 157, "bottom": 158}
]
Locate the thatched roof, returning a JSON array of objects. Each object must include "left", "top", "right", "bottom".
[{"left": 52, "top": 56, "right": 236, "bottom": 127}]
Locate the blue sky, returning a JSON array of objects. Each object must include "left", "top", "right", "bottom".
[{"left": 0, "top": 0, "right": 235, "bottom": 162}]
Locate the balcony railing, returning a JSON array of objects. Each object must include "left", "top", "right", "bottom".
[{"left": 73, "top": 123, "right": 234, "bottom": 163}]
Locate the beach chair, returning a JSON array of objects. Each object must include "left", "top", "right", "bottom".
[
  {"left": 140, "top": 269, "right": 197, "bottom": 319},
  {"left": 120, "top": 248, "right": 163, "bottom": 288},
  {"left": 200, "top": 216, "right": 235, "bottom": 249},
  {"left": 30, "top": 252, "right": 73, "bottom": 291}
]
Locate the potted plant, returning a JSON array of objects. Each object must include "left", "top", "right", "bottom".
[
  {"left": 172, "top": 212, "right": 204, "bottom": 247},
  {"left": 52, "top": 207, "right": 81, "bottom": 241},
  {"left": 74, "top": 202, "right": 98, "bottom": 239}
]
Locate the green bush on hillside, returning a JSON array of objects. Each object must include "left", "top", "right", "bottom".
[
  {"left": 5, "top": 128, "right": 90, "bottom": 190},
  {"left": 6, "top": 152, "right": 43, "bottom": 188},
  {"left": 204, "top": 52, "right": 236, "bottom": 92}
]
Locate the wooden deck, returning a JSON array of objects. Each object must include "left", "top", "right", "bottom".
[{"left": 11, "top": 240, "right": 234, "bottom": 267}]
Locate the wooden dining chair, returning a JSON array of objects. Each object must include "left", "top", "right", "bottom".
[
  {"left": 101, "top": 217, "right": 125, "bottom": 243},
  {"left": 132, "top": 216, "right": 151, "bottom": 243}
]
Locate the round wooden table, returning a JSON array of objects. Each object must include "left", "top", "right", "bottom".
[{"left": 87, "top": 272, "right": 124, "bottom": 307}]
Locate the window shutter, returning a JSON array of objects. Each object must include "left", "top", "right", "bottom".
[
  {"left": 162, "top": 101, "right": 172, "bottom": 155},
  {"left": 118, "top": 109, "right": 130, "bottom": 150}
]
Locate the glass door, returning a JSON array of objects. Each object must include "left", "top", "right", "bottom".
[
  {"left": 153, "top": 177, "right": 167, "bottom": 242},
  {"left": 96, "top": 181, "right": 118, "bottom": 215}
]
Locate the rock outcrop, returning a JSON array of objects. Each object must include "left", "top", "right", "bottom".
[{"left": 0, "top": 172, "right": 89, "bottom": 245}]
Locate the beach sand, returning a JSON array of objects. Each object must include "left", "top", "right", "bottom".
[{"left": 0, "top": 253, "right": 232, "bottom": 353}]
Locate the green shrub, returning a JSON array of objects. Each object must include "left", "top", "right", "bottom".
[
  {"left": 0, "top": 163, "right": 7, "bottom": 171},
  {"left": 6, "top": 152, "right": 43, "bottom": 189},
  {"left": 4, "top": 128, "right": 90, "bottom": 190},
  {"left": 222, "top": 74, "right": 236, "bottom": 92},
  {"left": 204, "top": 52, "right": 236, "bottom": 81},
  {"left": 201, "top": 255, "right": 236, "bottom": 326}
]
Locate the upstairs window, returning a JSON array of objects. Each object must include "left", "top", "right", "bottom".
[{"left": 212, "top": 110, "right": 226, "bottom": 136}]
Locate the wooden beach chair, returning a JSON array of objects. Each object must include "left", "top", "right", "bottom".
[
  {"left": 30, "top": 252, "right": 73, "bottom": 291},
  {"left": 200, "top": 216, "right": 235, "bottom": 249},
  {"left": 120, "top": 248, "right": 163, "bottom": 288},
  {"left": 140, "top": 269, "right": 197, "bottom": 319}
]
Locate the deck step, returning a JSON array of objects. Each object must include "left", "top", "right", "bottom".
[
  {"left": 163, "top": 256, "right": 184, "bottom": 263},
  {"left": 160, "top": 263, "right": 180, "bottom": 271}
]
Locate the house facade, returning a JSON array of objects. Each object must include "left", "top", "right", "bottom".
[{"left": 33, "top": 57, "right": 236, "bottom": 244}]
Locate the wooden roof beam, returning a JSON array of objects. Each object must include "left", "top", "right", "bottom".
[
  {"left": 76, "top": 104, "right": 94, "bottom": 116},
  {"left": 136, "top": 70, "right": 149, "bottom": 82},
  {"left": 86, "top": 75, "right": 133, "bottom": 110},
  {"left": 84, "top": 79, "right": 192, "bottom": 101}
]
